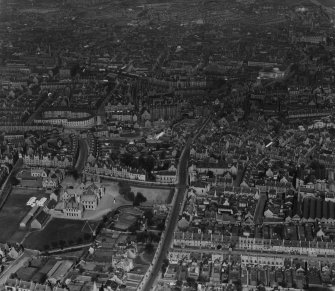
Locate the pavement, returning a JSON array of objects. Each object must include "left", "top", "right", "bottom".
[{"left": 143, "top": 117, "right": 211, "bottom": 291}]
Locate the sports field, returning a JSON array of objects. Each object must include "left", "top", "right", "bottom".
[
  {"left": 23, "top": 218, "right": 99, "bottom": 251},
  {"left": 0, "top": 188, "right": 45, "bottom": 243}
]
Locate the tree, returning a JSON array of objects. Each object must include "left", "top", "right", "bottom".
[
  {"left": 139, "top": 155, "right": 155, "bottom": 172},
  {"left": 149, "top": 232, "right": 160, "bottom": 243},
  {"left": 128, "top": 221, "right": 140, "bottom": 233},
  {"left": 157, "top": 220, "right": 165, "bottom": 231},
  {"left": 70, "top": 63, "right": 81, "bottom": 78},
  {"left": 161, "top": 258, "right": 169, "bottom": 276},
  {"left": 94, "top": 265, "right": 103, "bottom": 272},
  {"left": 207, "top": 170, "right": 214, "bottom": 178},
  {"left": 133, "top": 192, "right": 147, "bottom": 206},
  {"left": 43, "top": 244, "right": 50, "bottom": 251},
  {"left": 136, "top": 232, "right": 149, "bottom": 243},
  {"left": 10, "top": 176, "right": 20, "bottom": 186},
  {"left": 59, "top": 240, "right": 66, "bottom": 249},
  {"left": 163, "top": 258, "right": 169, "bottom": 266},
  {"left": 126, "top": 191, "right": 135, "bottom": 202},
  {"left": 78, "top": 265, "right": 85, "bottom": 274},
  {"left": 120, "top": 153, "right": 134, "bottom": 167},
  {"left": 84, "top": 233, "right": 91, "bottom": 241},
  {"left": 68, "top": 169, "right": 80, "bottom": 180},
  {"left": 118, "top": 182, "right": 131, "bottom": 194},
  {"left": 107, "top": 266, "right": 114, "bottom": 273},
  {"left": 145, "top": 242, "right": 154, "bottom": 254},
  {"left": 186, "top": 277, "right": 197, "bottom": 288},
  {"left": 51, "top": 241, "right": 58, "bottom": 249},
  {"left": 159, "top": 151, "right": 166, "bottom": 160},
  {"left": 144, "top": 210, "right": 154, "bottom": 225},
  {"left": 175, "top": 280, "right": 183, "bottom": 288},
  {"left": 118, "top": 182, "right": 133, "bottom": 201}
]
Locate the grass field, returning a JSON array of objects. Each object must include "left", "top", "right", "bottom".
[
  {"left": 83, "top": 181, "right": 131, "bottom": 220},
  {"left": 131, "top": 187, "right": 173, "bottom": 205},
  {"left": 0, "top": 188, "right": 46, "bottom": 243},
  {"left": 100, "top": 180, "right": 174, "bottom": 204},
  {"left": 23, "top": 218, "right": 99, "bottom": 251}
]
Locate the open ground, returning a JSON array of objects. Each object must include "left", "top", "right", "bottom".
[
  {"left": 23, "top": 218, "right": 99, "bottom": 251},
  {"left": 0, "top": 188, "right": 45, "bottom": 243}
]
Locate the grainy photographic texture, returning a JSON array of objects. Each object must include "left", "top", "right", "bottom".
[{"left": 0, "top": 0, "right": 334, "bottom": 290}]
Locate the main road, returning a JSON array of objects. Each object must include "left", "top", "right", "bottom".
[
  {"left": 309, "top": 0, "right": 335, "bottom": 17},
  {"left": 75, "top": 139, "right": 89, "bottom": 174},
  {"left": 143, "top": 117, "right": 211, "bottom": 290}
]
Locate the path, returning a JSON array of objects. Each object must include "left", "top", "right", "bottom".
[
  {"left": 75, "top": 139, "right": 89, "bottom": 174},
  {"left": 0, "top": 250, "right": 37, "bottom": 285},
  {"left": 142, "top": 117, "right": 211, "bottom": 291}
]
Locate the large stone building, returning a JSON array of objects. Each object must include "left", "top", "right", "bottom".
[
  {"left": 60, "top": 182, "right": 105, "bottom": 219},
  {"left": 34, "top": 110, "right": 99, "bottom": 129}
]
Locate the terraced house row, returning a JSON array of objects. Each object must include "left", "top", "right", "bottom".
[{"left": 173, "top": 231, "right": 335, "bottom": 256}]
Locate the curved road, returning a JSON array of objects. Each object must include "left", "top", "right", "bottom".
[
  {"left": 75, "top": 139, "right": 89, "bottom": 174},
  {"left": 144, "top": 117, "right": 211, "bottom": 290}
]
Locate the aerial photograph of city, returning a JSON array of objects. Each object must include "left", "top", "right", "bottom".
[{"left": 2, "top": 0, "right": 335, "bottom": 290}]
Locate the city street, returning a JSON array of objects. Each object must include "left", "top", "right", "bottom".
[
  {"left": 75, "top": 139, "right": 89, "bottom": 174},
  {"left": 0, "top": 250, "right": 38, "bottom": 285},
  {"left": 144, "top": 117, "right": 211, "bottom": 290}
]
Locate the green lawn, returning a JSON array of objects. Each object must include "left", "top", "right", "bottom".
[
  {"left": 23, "top": 218, "right": 99, "bottom": 251},
  {"left": 131, "top": 187, "right": 174, "bottom": 205},
  {"left": 0, "top": 194, "right": 31, "bottom": 243},
  {"left": 0, "top": 188, "right": 47, "bottom": 243}
]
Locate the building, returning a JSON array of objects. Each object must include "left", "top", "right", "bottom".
[
  {"left": 259, "top": 67, "right": 285, "bottom": 79},
  {"left": 60, "top": 182, "right": 105, "bottom": 216},
  {"left": 34, "top": 110, "right": 98, "bottom": 129},
  {"left": 23, "top": 155, "right": 73, "bottom": 168},
  {"left": 30, "top": 211, "right": 50, "bottom": 230},
  {"left": 241, "top": 255, "right": 284, "bottom": 267},
  {"left": 80, "top": 183, "right": 104, "bottom": 210},
  {"left": 84, "top": 163, "right": 147, "bottom": 182},
  {"left": 5, "top": 279, "right": 68, "bottom": 291},
  {"left": 20, "top": 206, "right": 40, "bottom": 229},
  {"left": 63, "top": 198, "right": 84, "bottom": 219},
  {"left": 154, "top": 170, "right": 177, "bottom": 184}
]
